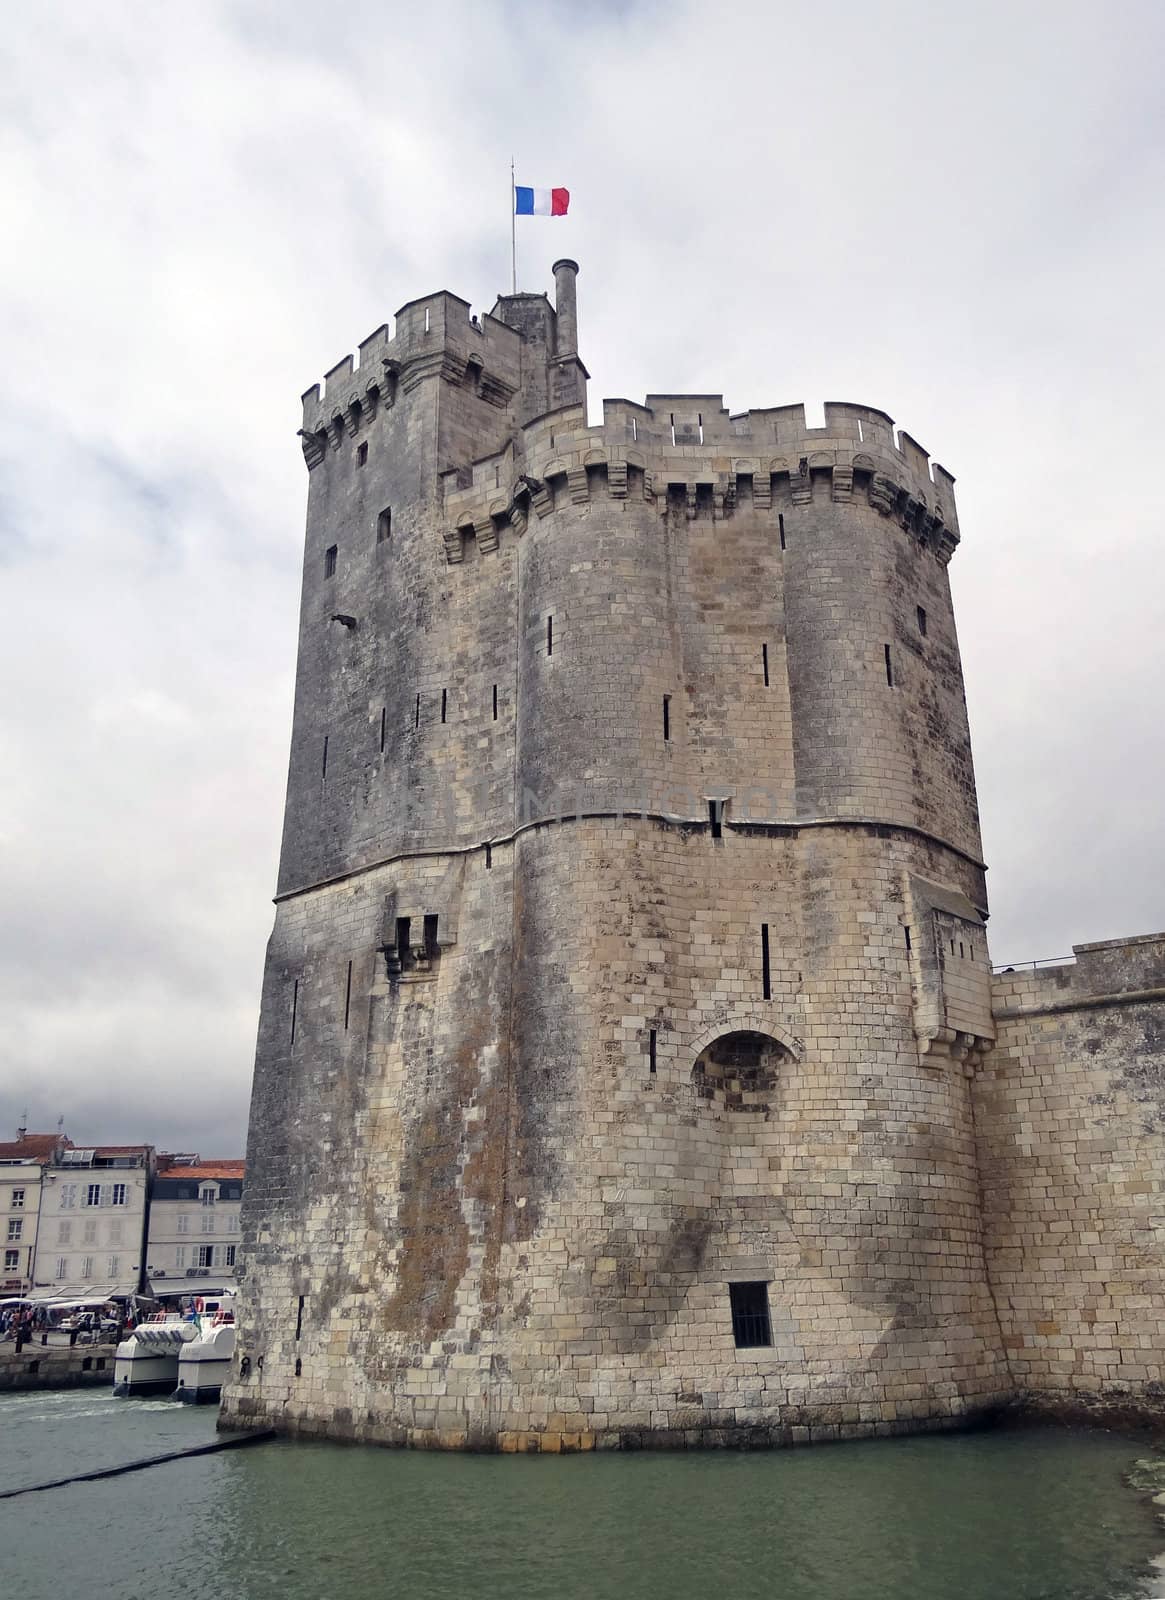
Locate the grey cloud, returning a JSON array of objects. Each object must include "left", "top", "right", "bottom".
[{"left": 2, "top": 0, "right": 1163, "bottom": 1149}]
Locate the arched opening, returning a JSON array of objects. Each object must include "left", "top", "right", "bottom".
[{"left": 691, "top": 1030, "right": 788, "bottom": 1114}]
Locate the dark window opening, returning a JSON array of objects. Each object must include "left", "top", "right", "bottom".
[
  {"left": 294, "top": 1357, "right": 302, "bottom": 1377},
  {"left": 778, "top": 514, "right": 786, "bottom": 551},
  {"left": 959, "top": 941, "right": 965, "bottom": 958},
  {"left": 884, "top": 644, "right": 894, "bottom": 687},
  {"left": 729, "top": 1281, "right": 772, "bottom": 1349},
  {"left": 380, "top": 707, "right": 386, "bottom": 753},
  {"left": 82, "top": 1356, "right": 92, "bottom": 1371},
  {"left": 492, "top": 684, "right": 498, "bottom": 721},
  {"left": 663, "top": 695, "right": 671, "bottom": 741},
  {"left": 356, "top": 441, "right": 368, "bottom": 468},
  {"left": 324, "top": 545, "right": 337, "bottom": 579},
  {"left": 377, "top": 507, "right": 391, "bottom": 543},
  {"left": 904, "top": 927, "right": 912, "bottom": 952},
  {"left": 762, "top": 643, "right": 769, "bottom": 686},
  {"left": 708, "top": 800, "right": 723, "bottom": 840},
  {"left": 951, "top": 938, "right": 956, "bottom": 955},
  {"left": 344, "top": 960, "right": 353, "bottom": 1029},
  {"left": 441, "top": 688, "right": 447, "bottom": 724},
  {"left": 28, "top": 1360, "right": 39, "bottom": 1375},
  {"left": 649, "top": 1029, "right": 657, "bottom": 1074},
  {"left": 761, "top": 923, "right": 771, "bottom": 1000},
  {"left": 423, "top": 914, "right": 439, "bottom": 959},
  {"left": 415, "top": 694, "right": 420, "bottom": 729},
  {"left": 96, "top": 1357, "right": 106, "bottom": 1371},
  {"left": 917, "top": 605, "right": 928, "bottom": 637},
  {"left": 547, "top": 615, "right": 553, "bottom": 656},
  {"left": 321, "top": 736, "right": 329, "bottom": 780},
  {"left": 397, "top": 918, "right": 411, "bottom": 971},
  {"left": 290, "top": 979, "right": 298, "bottom": 1046},
  {"left": 485, "top": 843, "right": 492, "bottom": 870},
  {"left": 295, "top": 1295, "right": 304, "bottom": 1340}
]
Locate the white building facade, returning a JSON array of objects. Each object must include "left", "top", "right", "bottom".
[
  {"left": 145, "top": 1159, "right": 244, "bottom": 1299},
  {"left": 32, "top": 1145, "right": 154, "bottom": 1301},
  {"left": 0, "top": 1132, "right": 67, "bottom": 1296}
]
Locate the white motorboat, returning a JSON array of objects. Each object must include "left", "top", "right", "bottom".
[
  {"left": 112, "top": 1311, "right": 193, "bottom": 1397},
  {"left": 174, "top": 1319, "right": 235, "bottom": 1404}
]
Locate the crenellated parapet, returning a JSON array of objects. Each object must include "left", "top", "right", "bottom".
[
  {"left": 440, "top": 392, "right": 959, "bottom": 564},
  {"left": 297, "top": 292, "right": 529, "bottom": 468}
]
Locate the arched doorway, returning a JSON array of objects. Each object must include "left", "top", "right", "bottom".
[{"left": 691, "top": 1030, "right": 789, "bottom": 1114}]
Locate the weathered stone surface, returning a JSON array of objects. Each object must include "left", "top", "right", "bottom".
[{"left": 220, "top": 264, "right": 1164, "bottom": 1449}]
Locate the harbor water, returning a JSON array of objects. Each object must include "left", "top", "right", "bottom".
[{"left": 1, "top": 1391, "right": 1163, "bottom": 1600}]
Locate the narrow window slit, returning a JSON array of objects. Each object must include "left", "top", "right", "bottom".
[
  {"left": 762, "top": 643, "right": 769, "bottom": 686},
  {"left": 423, "top": 914, "right": 439, "bottom": 959},
  {"left": 778, "top": 514, "right": 786, "bottom": 551},
  {"left": 415, "top": 694, "right": 420, "bottom": 728},
  {"left": 547, "top": 615, "right": 553, "bottom": 656},
  {"left": 648, "top": 1029, "right": 657, "bottom": 1074},
  {"left": 441, "top": 688, "right": 447, "bottom": 724},
  {"left": 397, "top": 917, "right": 411, "bottom": 970},
  {"left": 485, "top": 843, "right": 492, "bottom": 870},
  {"left": 356, "top": 441, "right": 368, "bottom": 467},
  {"left": 708, "top": 800, "right": 722, "bottom": 840},
  {"left": 294, "top": 1358, "right": 302, "bottom": 1377},
  {"left": 492, "top": 684, "right": 498, "bottom": 721},
  {"left": 662, "top": 695, "right": 671, "bottom": 741},
  {"left": 344, "top": 960, "right": 353, "bottom": 1030},
  {"left": 321, "top": 736, "right": 329, "bottom": 780},
  {"left": 324, "top": 544, "right": 337, "bottom": 579},
  {"left": 884, "top": 644, "right": 894, "bottom": 687},
  {"left": 761, "top": 923, "right": 771, "bottom": 1000},
  {"left": 917, "top": 605, "right": 928, "bottom": 637},
  {"left": 295, "top": 1295, "right": 304, "bottom": 1340},
  {"left": 380, "top": 707, "right": 386, "bottom": 752},
  {"left": 904, "top": 927, "right": 912, "bottom": 952},
  {"left": 290, "top": 979, "right": 298, "bottom": 1046}
]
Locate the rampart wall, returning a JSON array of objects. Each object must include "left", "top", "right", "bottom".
[{"left": 978, "top": 936, "right": 1165, "bottom": 1416}]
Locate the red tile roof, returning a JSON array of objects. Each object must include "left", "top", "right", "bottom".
[
  {"left": 0, "top": 1133, "right": 69, "bottom": 1163},
  {"left": 158, "top": 1161, "right": 244, "bottom": 1181}
]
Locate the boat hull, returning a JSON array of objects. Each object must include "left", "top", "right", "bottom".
[{"left": 113, "top": 1350, "right": 181, "bottom": 1397}]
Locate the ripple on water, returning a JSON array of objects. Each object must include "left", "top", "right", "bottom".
[{"left": 0, "top": 1396, "right": 1162, "bottom": 1600}]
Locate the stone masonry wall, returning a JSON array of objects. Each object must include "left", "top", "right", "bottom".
[{"left": 977, "top": 935, "right": 1165, "bottom": 1416}]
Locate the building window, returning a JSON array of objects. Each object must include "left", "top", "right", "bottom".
[
  {"left": 7, "top": 1218, "right": 22, "bottom": 1242},
  {"left": 4, "top": 1249, "right": 18, "bottom": 1271},
  {"left": 59, "top": 1184, "right": 76, "bottom": 1210},
  {"left": 729, "top": 1281, "right": 773, "bottom": 1348},
  {"left": 110, "top": 1183, "right": 126, "bottom": 1206},
  {"left": 201, "top": 1212, "right": 215, "bottom": 1234},
  {"left": 200, "top": 1187, "right": 217, "bottom": 1206},
  {"left": 107, "top": 1256, "right": 120, "bottom": 1278},
  {"left": 196, "top": 1245, "right": 214, "bottom": 1268},
  {"left": 377, "top": 507, "right": 392, "bottom": 543},
  {"left": 11, "top": 1188, "right": 24, "bottom": 1209},
  {"left": 324, "top": 544, "right": 338, "bottom": 579},
  {"left": 56, "top": 1257, "right": 67, "bottom": 1280},
  {"left": 107, "top": 1221, "right": 122, "bottom": 1245},
  {"left": 85, "top": 1184, "right": 101, "bottom": 1207},
  {"left": 175, "top": 1246, "right": 186, "bottom": 1269},
  {"left": 356, "top": 441, "right": 368, "bottom": 468},
  {"left": 227, "top": 1213, "right": 239, "bottom": 1234},
  {"left": 177, "top": 1213, "right": 190, "bottom": 1235},
  {"left": 224, "top": 1245, "right": 236, "bottom": 1266},
  {"left": 917, "top": 605, "right": 928, "bottom": 637},
  {"left": 81, "top": 1255, "right": 94, "bottom": 1279},
  {"left": 83, "top": 1220, "right": 97, "bottom": 1244},
  {"left": 58, "top": 1221, "right": 71, "bottom": 1243}
]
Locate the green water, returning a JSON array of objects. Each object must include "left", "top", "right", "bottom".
[{"left": 1, "top": 1392, "right": 1163, "bottom": 1600}]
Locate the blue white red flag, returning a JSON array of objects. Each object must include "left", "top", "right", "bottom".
[{"left": 514, "top": 185, "right": 569, "bottom": 217}]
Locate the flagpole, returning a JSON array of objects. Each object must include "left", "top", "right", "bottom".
[{"left": 510, "top": 157, "right": 517, "bottom": 294}]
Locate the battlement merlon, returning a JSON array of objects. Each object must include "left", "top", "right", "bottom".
[{"left": 441, "top": 392, "right": 960, "bottom": 559}]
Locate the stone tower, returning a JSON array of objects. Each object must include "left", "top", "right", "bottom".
[{"left": 222, "top": 262, "right": 1013, "bottom": 1449}]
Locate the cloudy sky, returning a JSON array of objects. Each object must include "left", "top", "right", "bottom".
[{"left": 2, "top": 0, "right": 1162, "bottom": 1155}]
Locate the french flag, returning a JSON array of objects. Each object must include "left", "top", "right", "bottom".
[{"left": 514, "top": 185, "right": 569, "bottom": 217}]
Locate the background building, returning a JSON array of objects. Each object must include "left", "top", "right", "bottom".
[
  {"left": 32, "top": 1145, "right": 154, "bottom": 1302},
  {"left": 0, "top": 1130, "right": 69, "bottom": 1296},
  {"left": 145, "top": 1156, "right": 244, "bottom": 1299}
]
